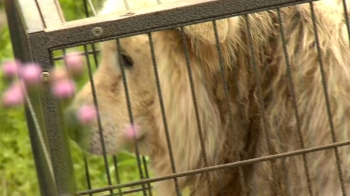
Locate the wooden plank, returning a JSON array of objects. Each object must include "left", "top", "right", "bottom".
[
  {"left": 17, "top": 0, "right": 45, "bottom": 33},
  {"left": 36, "top": 0, "right": 65, "bottom": 26}
]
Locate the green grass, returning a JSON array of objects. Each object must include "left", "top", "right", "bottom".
[{"left": 0, "top": 1, "right": 150, "bottom": 195}]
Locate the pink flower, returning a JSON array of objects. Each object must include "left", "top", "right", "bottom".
[
  {"left": 124, "top": 124, "right": 140, "bottom": 139},
  {"left": 50, "top": 68, "right": 69, "bottom": 82},
  {"left": 51, "top": 79, "right": 75, "bottom": 99},
  {"left": 76, "top": 105, "right": 97, "bottom": 125},
  {"left": 64, "top": 53, "right": 85, "bottom": 76},
  {"left": 19, "top": 63, "right": 42, "bottom": 86},
  {"left": 1, "top": 60, "right": 21, "bottom": 78},
  {"left": 1, "top": 82, "right": 25, "bottom": 107}
]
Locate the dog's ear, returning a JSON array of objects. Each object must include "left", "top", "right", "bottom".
[{"left": 183, "top": 19, "right": 229, "bottom": 44}]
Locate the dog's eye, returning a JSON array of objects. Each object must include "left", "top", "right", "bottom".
[{"left": 121, "top": 54, "right": 134, "bottom": 68}]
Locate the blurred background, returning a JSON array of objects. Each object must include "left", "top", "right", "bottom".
[{"left": 0, "top": 1, "right": 148, "bottom": 195}]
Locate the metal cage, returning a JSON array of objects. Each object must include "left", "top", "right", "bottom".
[{"left": 4, "top": 0, "right": 350, "bottom": 195}]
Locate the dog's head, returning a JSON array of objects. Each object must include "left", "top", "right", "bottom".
[
  {"left": 65, "top": 35, "right": 157, "bottom": 155},
  {"left": 65, "top": 0, "right": 232, "bottom": 159}
]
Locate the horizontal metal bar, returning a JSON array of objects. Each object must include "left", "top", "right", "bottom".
[
  {"left": 100, "top": 186, "right": 153, "bottom": 196},
  {"left": 52, "top": 49, "right": 101, "bottom": 61},
  {"left": 76, "top": 139, "right": 350, "bottom": 195},
  {"left": 32, "top": 0, "right": 318, "bottom": 50}
]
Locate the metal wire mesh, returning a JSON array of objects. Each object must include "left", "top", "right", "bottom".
[{"left": 4, "top": 0, "right": 350, "bottom": 195}]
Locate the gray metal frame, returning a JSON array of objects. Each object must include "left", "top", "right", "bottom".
[{"left": 4, "top": 0, "right": 325, "bottom": 195}]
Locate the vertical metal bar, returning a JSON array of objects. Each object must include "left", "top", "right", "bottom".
[
  {"left": 5, "top": 0, "right": 73, "bottom": 195},
  {"left": 112, "top": 156, "right": 123, "bottom": 196},
  {"left": 25, "top": 33, "right": 77, "bottom": 195},
  {"left": 116, "top": 38, "right": 147, "bottom": 196},
  {"left": 142, "top": 156, "right": 153, "bottom": 196},
  {"left": 61, "top": 47, "right": 97, "bottom": 195},
  {"left": 46, "top": 52, "right": 78, "bottom": 196},
  {"left": 83, "top": 44, "right": 114, "bottom": 195},
  {"left": 91, "top": 44, "right": 100, "bottom": 68},
  {"left": 342, "top": 0, "right": 350, "bottom": 43},
  {"left": 211, "top": 20, "right": 247, "bottom": 195},
  {"left": 22, "top": 0, "right": 77, "bottom": 191},
  {"left": 244, "top": 14, "right": 281, "bottom": 196},
  {"left": 83, "top": 0, "right": 91, "bottom": 18},
  {"left": 276, "top": 8, "right": 313, "bottom": 196},
  {"left": 83, "top": 0, "right": 121, "bottom": 192},
  {"left": 83, "top": 155, "right": 93, "bottom": 196},
  {"left": 147, "top": 32, "right": 181, "bottom": 196},
  {"left": 179, "top": 27, "right": 213, "bottom": 196},
  {"left": 308, "top": 2, "right": 346, "bottom": 195},
  {"left": 6, "top": 1, "right": 75, "bottom": 195},
  {"left": 83, "top": 1, "right": 117, "bottom": 191},
  {"left": 82, "top": 0, "right": 99, "bottom": 71}
]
